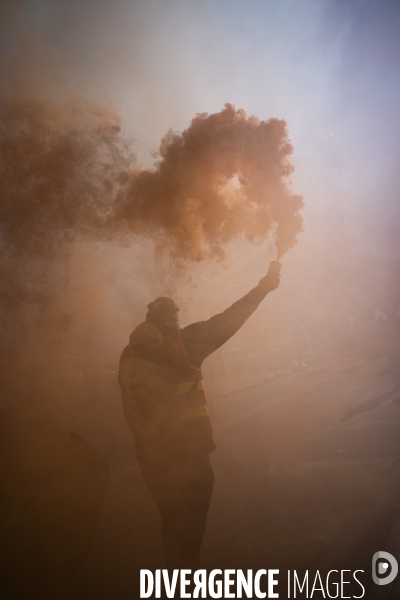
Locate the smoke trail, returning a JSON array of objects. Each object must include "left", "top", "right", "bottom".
[{"left": 116, "top": 103, "right": 303, "bottom": 263}]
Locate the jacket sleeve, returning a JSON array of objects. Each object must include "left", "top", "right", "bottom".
[{"left": 181, "top": 283, "right": 269, "bottom": 367}]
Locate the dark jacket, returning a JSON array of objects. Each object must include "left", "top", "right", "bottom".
[{"left": 119, "top": 282, "right": 269, "bottom": 458}]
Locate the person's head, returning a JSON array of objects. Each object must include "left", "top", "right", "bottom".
[{"left": 145, "top": 297, "right": 180, "bottom": 330}]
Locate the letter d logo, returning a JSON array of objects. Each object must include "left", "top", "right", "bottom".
[{"left": 372, "top": 551, "right": 398, "bottom": 586}]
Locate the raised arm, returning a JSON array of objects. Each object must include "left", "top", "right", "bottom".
[{"left": 181, "top": 270, "right": 280, "bottom": 367}]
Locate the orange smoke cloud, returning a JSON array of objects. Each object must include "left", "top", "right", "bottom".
[
  {"left": 116, "top": 103, "right": 303, "bottom": 263},
  {"left": 0, "top": 37, "right": 303, "bottom": 351}
]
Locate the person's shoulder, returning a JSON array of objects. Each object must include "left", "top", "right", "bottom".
[
  {"left": 129, "top": 321, "right": 152, "bottom": 337},
  {"left": 129, "top": 321, "right": 163, "bottom": 349},
  {"left": 130, "top": 321, "right": 160, "bottom": 339},
  {"left": 181, "top": 321, "right": 205, "bottom": 335},
  {"left": 180, "top": 321, "right": 209, "bottom": 344}
]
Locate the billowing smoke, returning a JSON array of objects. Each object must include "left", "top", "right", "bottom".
[
  {"left": 0, "top": 36, "right": 303, "bottom": 355},
  {"left": 0, "top": 87, "right": 126, "bottom": 257},
  {"left": 0, "top": 45, "right": 130, "bottom": 350},
  {"left": 116, "top": 104, "right": 303, "bottom": 263}
]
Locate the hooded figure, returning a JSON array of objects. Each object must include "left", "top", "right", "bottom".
[{"left": 118, "top": 269, "right": 280, "bottom": 568}]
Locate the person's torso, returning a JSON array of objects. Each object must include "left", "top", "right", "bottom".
[{"left": 120, "top": 325, "right": 215, "bottom": 456}]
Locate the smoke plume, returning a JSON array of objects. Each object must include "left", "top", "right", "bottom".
[
  {"left": 0, "top": 35, "right": 303, "bottom": 353},
  {"left": 116, "top": 103, "right": 303, "bottom": 263}
]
